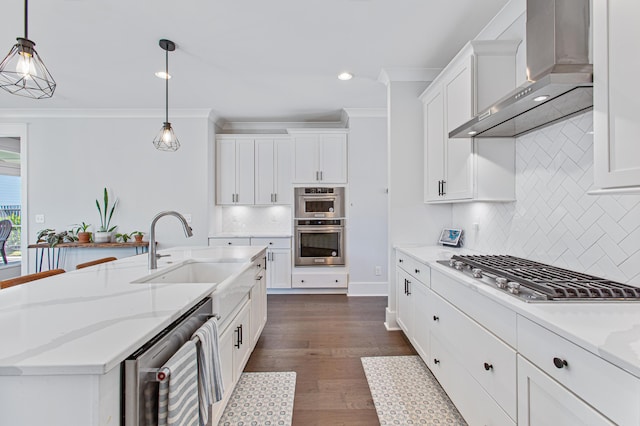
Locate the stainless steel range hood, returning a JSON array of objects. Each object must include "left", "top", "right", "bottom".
[{"left": 450, "top": 0, "right": 592, "bottom": 139}]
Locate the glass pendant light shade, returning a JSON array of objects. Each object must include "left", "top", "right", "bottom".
[
  {"left": 154, "top": 39, "right": 180, "bottom": 151},
  {"left": 0, "top": 0, "right": 56, "bottom": 99},
  {"left": 153, "top": 122, "right": 180, "bottom": 151}
]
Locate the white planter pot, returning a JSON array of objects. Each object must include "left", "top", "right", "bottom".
[{"left": 93, "top": 231, "right": 112, "bottom": 243}]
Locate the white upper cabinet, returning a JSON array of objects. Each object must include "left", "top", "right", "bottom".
[
  {"left": 255, "top": 138, "right": 293, "bottom": 205},
  {"left": 290, "top": 130, "right": 348, "bottom": 184},
  {"left": 421, "top": 40, "right": 519, "bottom": 203},
  {"left": 593, "top": 0, "right": 640, "bottom": 192},
  {"left": 216, "top": 138, "right": 255, "bottom": 205}
]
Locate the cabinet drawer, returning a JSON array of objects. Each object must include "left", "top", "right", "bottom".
[
  {"left": 292, "top": 273, "right": 347, "bottom": 288},
  {"left": 250, "top": 237, "right": 291, "bottom": 249},
  {"left": 431, "top": 269, "right": 516, "bottom": 346},
  {"left": 430, "top": 335, "right": 515, "bottom": 426},
  {"left": 517, "top": 316, "right": 640, "bottom": 426},
  {"left": 396, "top": 251, "right": 429, "bottom": 284},
  {"left": 431, "top": 291, "right": 516, "bottom": 419},
  {"left": 209, "top": 237, "right": 251, "bottom": 246}
]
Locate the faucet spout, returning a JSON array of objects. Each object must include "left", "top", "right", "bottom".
[{"left": 148, "top": 211, "right": 193, "bottom": 269}]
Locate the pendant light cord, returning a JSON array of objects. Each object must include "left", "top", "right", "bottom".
[
  {"left": 24, "top": 0, "right": 28, "bottom": 39},
  {"left": 165, "top": 48, "right": 169, "bottom": 123}
]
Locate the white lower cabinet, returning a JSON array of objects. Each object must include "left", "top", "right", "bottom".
[
  {"left": 396, "top": 268, "right": 414, "bottom": 335},
  {"left": 430, "top": 334, "right": 515, "bottom": 426},
  {"left": 517, "top": 356, "right": 614, "bottom": 426},
  {"left": 251, "top": 237, "right": 292, "bottom": 289}
]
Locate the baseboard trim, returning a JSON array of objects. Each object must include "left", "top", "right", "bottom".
[
  {"left": 267, "top": 288, "right": 348, "bottom": 295},
  {"left": 347, "top": 281, "right": 388, "bottom": 297},
  {"left": 384, "top": 306, "right": 400, "bottom": 331}
]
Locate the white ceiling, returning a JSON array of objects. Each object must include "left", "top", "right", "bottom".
[{"left": 0, "top": 0, "right": 510, "bottom": 122}]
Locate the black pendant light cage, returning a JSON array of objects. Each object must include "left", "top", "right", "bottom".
[
  {"left": 0, "top": 0, "right": 56, "bottom": 99},
  {"left": 153, "top": 39, "right": 180, "bottom": 152}
]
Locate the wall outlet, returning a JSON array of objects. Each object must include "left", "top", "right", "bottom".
[
  {"left": 35, "top": 214, "right": 45, "bottom": 224},
  {"left": 375, "top": 266, "right": 382, "bottom": 276},
  {"left": 183, "top": 213, "right": 192, "bottom": 224}
]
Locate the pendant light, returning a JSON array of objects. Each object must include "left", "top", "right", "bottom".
[
  {"left": 0, "top": 0, "right": 56, "bottom": 99},
  {"left": 152, "top": 39, "right": 180, "bottom": 152}
]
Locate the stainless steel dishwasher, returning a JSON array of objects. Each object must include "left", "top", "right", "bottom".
[{"left": 122, "top": 297, "right": 212, "bottom": 426}]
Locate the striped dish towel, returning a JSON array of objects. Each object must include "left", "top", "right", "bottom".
[
  {"left": 192, "top": 318, "right": 225, "bottom": 426},
  {"left": 157, "top": 340, "right": 199, "bottom": 426}
]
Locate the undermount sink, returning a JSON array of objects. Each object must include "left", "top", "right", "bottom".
[{"left": 132, "top": 260, "right": 244, "bottom": 284}]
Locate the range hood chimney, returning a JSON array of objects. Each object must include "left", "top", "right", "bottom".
[{"left": 450, "top": 0, "right": 592, "bottom": 139}]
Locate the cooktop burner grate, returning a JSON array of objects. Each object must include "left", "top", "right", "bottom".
[{"left": 451, "top": 255, "right": 640, "bottom": 301}]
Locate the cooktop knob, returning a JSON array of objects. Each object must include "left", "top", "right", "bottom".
[
  {"left": 472, "top": 268, "right": 483, "bottom": 278},
  {"left": 507, "top": 281, "right": 521, "bottom": 294},
  {"left": 496, "top": 277, "right": 508, "bottom": 289},
  {"left": 454, "top": 261, "right": 465, "bottom": 270}
]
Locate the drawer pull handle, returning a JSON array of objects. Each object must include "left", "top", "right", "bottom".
[
  {"left": 483, "top": 362, "right": 493, "bottom": 371},
  {"left": 553, "top": 357, "right": 568, "bottom": 369},
  {"left": 433, "top": 315, "right": 439, "bottom": 321},
  {"left": 433, "top": 358, "right": 440, "bottom": 365}
]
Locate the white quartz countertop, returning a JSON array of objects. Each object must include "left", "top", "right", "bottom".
[
  {"left": 396, "top": 245, "right": 640, "bottom": 379},
  {"left": 0, "top": 245, "right": 264, "bottom": 376}
]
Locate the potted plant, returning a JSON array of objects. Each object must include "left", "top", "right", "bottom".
[
  {"left": 37, "top": 228, "right": 77, "bottom": 247},
  {"left": 114, "top": 232, "right": 132, "bottom": 243},
  {"left": 74, "top": 222, "right": 92, "bottom": 243},
  {"left": 95, "top": 187, "right": 118, "bottom": 243},
  {"left": 130, "top": 231, "right": 144, "bottom": 243}
]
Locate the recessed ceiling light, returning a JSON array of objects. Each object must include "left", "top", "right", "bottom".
[
  {"left": 155, "top": 71, "right": 171, "bottom": 79},
  {"left": 468, "top": 131, "right": 477, "bottom": 136},
  {"left": 533, "top": 95, "right": 549, "bottom": 102},
  {"left": 338, "top": 72, "right": 353, "bottom": 81}
]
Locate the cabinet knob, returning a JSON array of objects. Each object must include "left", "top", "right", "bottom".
[
  {"left": 415, "top": 269, "right": 420, "bottom": 274},
  {"left": 269, "top": 242, "right": 273, "bottom": 245},
  {"left": 335, "top": 279, "right": 339, "bottom": 283},
  {"left": 227, "top": 242, "right": 232, "bottom": 245},
  {"left": 399, "top": 259, "right": 403, "bottom": 263},
  {"left": 483, "top": 362, "right": 493, "bottom": 371},
  {"left": 301, "top": 279, "right": 304, "bottom": 283},
  {"left": 553, "top": 357, "right": 568, "bottom": 369},
  {"left": 433, "top": 359, "right": 440, "bottom": 365},
  {"left": 433, "top": 315, "right": 439, "bottom": 321}
]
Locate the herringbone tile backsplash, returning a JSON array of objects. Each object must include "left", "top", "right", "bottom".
[{"left": 452, "top": 112, "right": 640, "bottom": 285}]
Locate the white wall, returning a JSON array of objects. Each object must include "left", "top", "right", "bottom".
[
  {"left": 387, "top": 81, "right": 451, "bottom": 327},
  {"left": 345, "top": 113, "right": 388, "bottom": 295},
  {"left": 453, "top": 112, "right": 640, "bottom": 285},
  {"left": 0, "top": 112, "right": 213, "bottom": 271}
]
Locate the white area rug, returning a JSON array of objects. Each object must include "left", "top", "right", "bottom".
[
  {"left": 218, "top": 371, "right": 296, "bottom": 426},
  {"left": 361, "top": 356, "right": 467, "bottom": 425}
]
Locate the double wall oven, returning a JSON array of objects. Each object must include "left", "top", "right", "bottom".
[{"left": 294, "top": 187, "right": 345, "bottom": 266}]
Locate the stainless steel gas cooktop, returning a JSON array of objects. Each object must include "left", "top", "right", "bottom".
[{"left": 437, "top": 254, "right": 640, "bottom": 302}]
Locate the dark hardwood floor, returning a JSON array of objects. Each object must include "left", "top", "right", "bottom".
[{"left": 244, "top": 294, "right": 417, "bottom": 426}]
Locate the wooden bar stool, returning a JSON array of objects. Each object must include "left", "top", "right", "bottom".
[
  {"left": 76, "top": 257, "right": 117, "bottom": 270},
  {"left": 0, "top": 269, "right": 66, "bottom": 289}
]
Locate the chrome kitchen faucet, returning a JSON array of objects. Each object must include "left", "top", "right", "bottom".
[{"left": 148, "top": 211, "right": 193, "bottom": 269}]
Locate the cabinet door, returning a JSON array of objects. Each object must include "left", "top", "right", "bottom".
[
  {"left": 444, "top": 59, "right": 473, "bottom": 200},
  {"left": 269, "top": 249, "right": 292, "bottom": 289},
  {"left": 318, "top": 134, "right": 347, "bottom": 183},
  {"left": 293, "top": 135, "right": 319, "bottom": 183},
  {"left": 250, "top": 275, "right": 265, "bottom": 344},
  {"left": 235, "top": 140, "right": 255, "bottom": 204},
  {"left": 254, "top": 139, "right": 275, "bottom": 205},
  {"left": 396, "top": 269, "right": 413, "bottom": 337},
  {"left": 594, "top": 0, "right": 640, "bottom": 189},
  {"left": 233, "top": 302, "right": 252, "bottom": 381},
  {"left": 412, "top": 280, "right": 431, "bottom": 360},
  {"left": 217, "top": 139, "right": 237, "bottom": 205},
  {"left": 217, "top": 322, "right": 235, "bottom": 392},
  {"left": 273, "top": 138, "right": 293, "bottom": 204},
  {"left": 423, "top": 86, "right": 445, "bottom": 202},
  {"left": 517, "top": 356, "right": 614, "bottom": 426}
]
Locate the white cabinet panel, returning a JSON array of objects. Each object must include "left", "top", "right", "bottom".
[
  {"left": 268, "top": 249, "right": 292, "bottom": 289},
  {"left": 517, "top": 356, "right": 614, "bottom": 426},
  {"left": 208, "top": 237, "right": 251, "bottom": 246},
  {"left": 255, "top": 140, "right": 276, "bottom": 205},
  {"left": 255, "top": 138, "right": 293, "bottom": 205},
  {"left": 423, "top": 87, "right": 445, "bottom": 202},
  {"left": 274, "top": 139, "right": 293, "bottom": 204},
  {"left": 396, "top": 268, "right": 413, "bottom": 336},
  {"left": 593, "top": 0, "right": 640, "bottom": 190},
  {"left": 291, "top": 131, "right": 348, "bottom": 183},
  {"left": 216, "top": 138, "right": 255, "bottom": 205}
]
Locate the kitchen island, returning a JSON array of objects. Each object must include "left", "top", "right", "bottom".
[{"left": 0, "top": 245, "right": 266, "bottom": 426}]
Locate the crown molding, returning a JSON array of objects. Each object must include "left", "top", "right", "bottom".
[
  {"left": 343, "top": 108, "right": 387, "bottom": 118},
  {"left": 474, "top": 0, "right": 525, "bottom": 41},
  {"left": 0, "top": 108, "right": 212, "bottom": 119},
  {"left": 219, "top": 119, "right": 348, "bottom": 133},
  {"left": 378, "top": 68, "right": 443, "bottom": 86}
]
